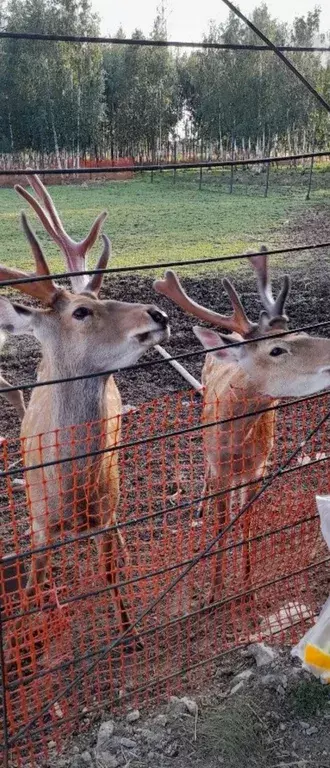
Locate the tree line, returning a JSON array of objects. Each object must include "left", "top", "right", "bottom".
[{"left": 0, "top": 0, "right": 330, "bottom": 164}]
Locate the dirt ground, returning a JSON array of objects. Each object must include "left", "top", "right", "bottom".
[
  {"left": 47, "top": 648, "right": 330, "bottom": 768},
  {"left": 1, "top": 204, "right": 330, "bottom": 767}
]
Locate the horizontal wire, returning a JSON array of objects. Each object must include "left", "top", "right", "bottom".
[
  {"left": 7, "top": 551, "right": 329, "bottom": 747},
  {"left": 1, "top": 319, "right": 330, "bottom": 399},
  {"left": 1, "top": 378, "right": 330, "bottom": 481},
  {"left": 4, "top": 551, "right": 327, "bottom": 702},
  {"left": 1, "top": 648, "right": 253, "bottom": 741},
  {"left": 7, "top": 404, "right": 329, "bottom": 746},
  {"left": 12, "top": 627, "right": 313, "bottom": 745},
  {"left": 1, "top": 16, "right": 330, "bottom": 748},
  {"left": 0, "top": 149, "right": 329, "bottom": 177},
  {"left": 1, "top": 239, "right": 330, "bottom": 287},
  {"left": 2, "top": 450, "right": 328, "bottom": 567},
  {"left": 1, "top": 31, "right": 330, "bottom": 51},
  {"left": 6, "top": 648, "right": 234, "bottom": 744},
  {"left": 7, "top": 636, "right": 305, "bottom": 743},
  {"left": 4, "top": 523, "right": 322, "bottom": 688},
  {"left": 2, "top": 504, "right": 322, "bottom": 625}
]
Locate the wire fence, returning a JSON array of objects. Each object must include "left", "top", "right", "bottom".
[
  {"left": 1, "top": 23, "right": 330, "bottom": 190},
  {"left": 1, "top": 0, "right": 330, "bottom": 178},
  {"left": 1, "top": 170, "right": 330, "bottom": 768},
  {"left": 0, "top": 142, "right": 327, "bottom": 172},
  {"left": 1, "top": 151, "right": 329, "bottom": 202},
  {"left": 1, "top": 12, "right": 330, "bottom": 766},
  {"left": 0, "top": 186, "right": 330, "bottom": 764},
  {"left": 1, "top": 389, "right": 330, "bottom": 766}
]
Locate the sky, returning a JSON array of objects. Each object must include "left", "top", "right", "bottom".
[{"left": 92, "top": 0, "right": 330, "bottom": 39}]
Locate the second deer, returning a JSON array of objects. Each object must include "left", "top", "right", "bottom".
[
  {"left": 0, "top": 175, "right": 170, "bottom": 656},
  {"left": 154, "top": 251, "right": 330, "bottom": 603}
]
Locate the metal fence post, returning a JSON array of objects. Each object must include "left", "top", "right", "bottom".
[
  {"left": 264, "top": 161, "right": 270, "bottom": 197},
  {"left": 229, "top": 164, "right": 234, "bottom": 194},
  {"left": 199, "top": 166, "right": 203, "bottom": 190},
  {"left": 229, "top": 135, "right": 235, "bottom": 194},
  {"left": 306, "top": 154, "right": 314, "bottom": 200}
]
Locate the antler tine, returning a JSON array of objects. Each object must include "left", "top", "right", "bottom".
[
  {"left": 82, "top": 211, "right": 108, "bottom": 253},
  {"left": 249, "top": 246, "right": 291, "bottom": 320},
  {"left": 26, "top": 173, "right": 65, "bottom": 233},
  {"left": 222, "top": 278, "right": 257, "bottom": 336},
  {"left": 273, "top": 274, "right": 290, "bottom": 317},
  {"left": 0, "top": 214, "right": 58, "bottom": 304},
  {"left": 15, "top": 176, "right": 108, "bottom": 294},
  {"left": 19, "top": 213, "right": 59, "bottom": 303},
  {"left": 21, "top": 212, "right": 52, "bottom": 278},
  {"left": 28, "top": 174, "right": 108, "bottom": 252},
  {"left": 153, "top": 270, "right": 257, "bottom": 336},
  {"left": 85, "top": 235, "right": 111, "bottom": 295},
  {"left": 15, "top": 184, "right": 60, "bottom": 243}
]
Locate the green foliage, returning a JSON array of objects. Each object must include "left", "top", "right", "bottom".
[
  {"left": 0, "top": 0, "right": 103, "bottom": 156},
  {"left": 102, "top": 11, "right": 182, "bottom": 158},
  {"left": 183, "top": 5, "right": 326, "bottom": 150},
  {"left": 287, "top": 678, "right": 330, "bottom": 717},
  {"left": 0, "top": 2, "right": 330, "bottom": 158}
]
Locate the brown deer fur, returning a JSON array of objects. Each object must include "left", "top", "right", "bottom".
[
  {"left": 0, "top": 177, "right": 170, "bottom": 653},
  {"left": 154, "top": 252, "right": 330, "bottom": 602}
]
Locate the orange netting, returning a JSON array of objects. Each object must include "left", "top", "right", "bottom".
[{"left": 0, "top": 388, "right": 329, "bottom": 767}]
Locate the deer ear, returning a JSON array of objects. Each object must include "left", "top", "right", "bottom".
[
  {"left": 0, "top": 298, "right": 36, "bottom": 335},
  {"left": 193, "top": 326, "right": 243, "bottom": 362}
]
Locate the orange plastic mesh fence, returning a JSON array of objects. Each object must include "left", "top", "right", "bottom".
[{"left": 0, "top": 389, "right": 330, "bottom": 766}]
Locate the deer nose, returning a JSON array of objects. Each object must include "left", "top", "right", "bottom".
[{"left": 147, "top": 307, "right": 168, "bottom": 328}]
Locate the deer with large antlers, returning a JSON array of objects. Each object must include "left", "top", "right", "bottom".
[
  {"left": 154, "top": 251, "right": 330, "bottom": 603},
  {"left": 0, "top": 175, "right": 170, "bottom": 655}
]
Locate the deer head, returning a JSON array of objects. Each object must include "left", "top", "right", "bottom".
[
  {"left": 0, "top": 178, "right": 170, "bottom": 380},
  {"left": 154, "top": 249, "right": 330, "bottom": 399}
]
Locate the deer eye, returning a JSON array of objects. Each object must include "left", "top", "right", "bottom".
[
  {"left": 72, "top": 307, "right": 93, "bottom": 320},
  {"left": 269, "top": 346, "right": 287, "bottom": 357}
]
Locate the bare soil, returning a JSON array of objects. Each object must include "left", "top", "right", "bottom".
[{"left": 47, "top": 649, "right": 330, "bottom": 768}]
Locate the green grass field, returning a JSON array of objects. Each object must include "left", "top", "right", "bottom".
[{"left": 0, "top": 169, "right": 329, "bottom": 277}]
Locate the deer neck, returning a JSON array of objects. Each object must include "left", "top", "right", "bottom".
[
  {"left": 30, "top": 349, "right": 114, "bottom": 432},
  {"left": 229, "top": 375, "right": 277, "bottom": 415},
  {"left": 22, "top": 350, "right": 121, "bottom": 517},
  {"left": 203, "top": 359, "right": 276, "bottom": 421},
  {"left": 53, "top": 377, "right": 109, "bottom": 430}
]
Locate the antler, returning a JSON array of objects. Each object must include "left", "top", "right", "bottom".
[
  {"left": 15, "top": 175, "right": 108, "bottom": 294},
  {"left": 249, "top": 245, "right": 290, "bottom": 324},
  {"left": 154, "top": 248, "right": 291, "bottom": 339},
  {"left": 0, "top": 213, "right": 58, "bottom": 304},
  {"left": 84, "top": 235, "right": 111, "bottom": 295},
  {"left": 153, "top": 270, "right": 258, "bottom": 337}
]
